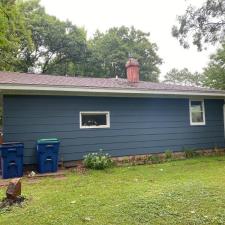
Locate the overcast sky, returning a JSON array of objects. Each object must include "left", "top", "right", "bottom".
[{"left": 40, "top": 0, "right": 217, "bottom": 80}]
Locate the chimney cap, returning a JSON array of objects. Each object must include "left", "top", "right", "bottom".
[{"left": 125, "top": 58, "right": 139, "bottom": 68}]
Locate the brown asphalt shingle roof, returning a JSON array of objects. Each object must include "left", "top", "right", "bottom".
[{"left": 0, "top": 71, "right": 224, "bottom": 94}]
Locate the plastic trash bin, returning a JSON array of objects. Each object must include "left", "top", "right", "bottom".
[
  {"left": 0, "top": 142, "right": 24, "bottom": 179},
  {"left": 36, "top": 138, "right": 60, "bottom": 173}
]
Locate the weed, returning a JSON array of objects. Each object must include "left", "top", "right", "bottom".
[
  {"left": 183, "top": 147, "right": 199, "bottom": 158},
  {"left": 165, "top": 150, "right": 173, "bottom": 160}
]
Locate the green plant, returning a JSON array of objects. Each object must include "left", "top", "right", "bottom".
[
  {"left": 184, "top": 148, "right": 198, "bottom": 158},
  {"left": 83, "top": 149, "right": 113, "bottom": 170},
  {"left": 165, "top": 150, "right": 173, "bottom": 160},
  {"left": 0, "top": 106, "right": 2, "bottom": 128},
  {"left": 148, "top": 154, "right": 161, "bottom": 164}
]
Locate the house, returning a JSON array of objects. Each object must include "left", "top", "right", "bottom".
[{"left": 0, "top": 58, "right": 225, "bottom": 164}]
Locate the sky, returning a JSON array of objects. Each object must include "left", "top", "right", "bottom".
[{"left": 40, "top": 0, "right": 217, "bottom": 80}]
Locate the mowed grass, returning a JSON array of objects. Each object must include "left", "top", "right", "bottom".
[{"left": 1, "top": 156, "right": 225, "bottom": 225}]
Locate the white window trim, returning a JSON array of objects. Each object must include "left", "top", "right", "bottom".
[
  {"left": 189, "top": 99, "right": 206, "bottom": 126},
  {"left": 80, "top": 111, "right": 110, "bottom": 129}
]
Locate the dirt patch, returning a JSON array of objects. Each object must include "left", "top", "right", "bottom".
[
  {"left": 27, "top": 170, "right": 66, "bottom": 179},
  {"left": 0, "top": 181, "right": 9, "bottom": 188},
  {"left": 0, "top": 196, "right": 26, "bottom": 211}
]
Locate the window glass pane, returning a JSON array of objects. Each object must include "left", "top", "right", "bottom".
[
  {"left": 191, "top": 111, "right": 203, "bottom": 123},
  {"left": 191, "top": 101, "right": 203, "bottom": 112},
  {"left": 190, "top": 100, "right": 205, "bottom": 124},
  {"left": 81, "top": 114, "right": 107, "bottom": 126}
]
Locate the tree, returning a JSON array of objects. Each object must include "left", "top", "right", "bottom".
[
  {"left": 163, "top": 68, "right": 203, "bottom": 86},
  {"left": 202, "top": 43, "right": 225, "bottom": 89},
  {"left": 172, "top": 0, "right": 225, "bottom": 51},
  {"left": 17, "top": 0, "right": 88, "bottom": 75},
  {"left": 0, "top": 0, "right": 32, "bottom": 71},
  {"left": 0, "top": 1, "right": 162, "bottom": 79},
  {"left": 0, "top": 107, "right": 2, "bottom": 128},
  {"left": 86, "top": 26, "right": 162, "bottom": 81}
]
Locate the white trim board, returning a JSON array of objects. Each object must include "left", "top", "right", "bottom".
[
  {"left": 1, "top": 84, "right": 225, "bottom": 98},
  {"left": 79, "top": 111, "right": 110, "bottom": 129},
  {"left": 189, "top": 99, "right": 206, "bottom": 126}
]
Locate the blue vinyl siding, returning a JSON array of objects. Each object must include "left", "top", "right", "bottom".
[{"left": 3, "top": 95, "right": 225, "bottom": 164}]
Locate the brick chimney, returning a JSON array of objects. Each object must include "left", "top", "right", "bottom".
[{"left": 125, "top": 58, "right": 140, "bottom": 83}]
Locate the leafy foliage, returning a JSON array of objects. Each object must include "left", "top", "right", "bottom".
[
  {"left": 83, "top": 149, "right": 113, "bottom": 170},
  {"left": 202, "top": 43, "right": 225, "bottom": 89},
  {"left": 148, "top": 154, "right": 161, "bottom": 164},
  {"left": 0, "top": 1, "right": 162, "bottom": 80},
  {"left": 165, "top": 150, "right": 173, "bottom": 160},
  {"left": 86, "top": 26, "right": 162, "bottom": 81},
  {"left": 17, "top": 0, "right": 87, "bottom": 74},
  {"left": 0, "top": 0, "right": 32, "bottom": 71},
  {"left": 172, "top": 0, "right": 225, "bottom": 50},
  {"left": 184, "top": 148, "right": 199, "bottom": 158},
  {"left": 0, "top": 106, "right": 2, "bottom": 127},
  {"left": 163, "top": 68, "right": 203, "bottom": 86}
]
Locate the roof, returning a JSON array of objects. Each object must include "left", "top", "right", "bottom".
[{"left": 0, "top": 71, "right": 225, "bottom": 98}]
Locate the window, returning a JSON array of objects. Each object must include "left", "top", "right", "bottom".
[
  {"left": 80, "top": 111, "right": 110, "bottom": 128},
  {"left": 189, "top": 100, "right": 205, "bottom": 125}
]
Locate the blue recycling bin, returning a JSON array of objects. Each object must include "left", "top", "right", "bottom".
[
  {"left": 0, "top": 142, "right": 24, "bottom": 179},
  {"left": 37, "top": 138, "right": 60, "bottom": 173}
]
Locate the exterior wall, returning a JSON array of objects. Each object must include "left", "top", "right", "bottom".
[{"left": 2, "top": 95, "right": 225, "bottom": 164}]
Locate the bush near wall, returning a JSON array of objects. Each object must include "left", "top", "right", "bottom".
[{"left": 83, "top": 150, "right": 113, "bottom": 170}]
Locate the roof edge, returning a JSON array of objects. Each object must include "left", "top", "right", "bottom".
[{"left": 0, "top": 84, "right": 225, "bottom": 98}]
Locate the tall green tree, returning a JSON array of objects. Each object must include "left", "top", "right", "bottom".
[
  {"left": 163, "top": 68, "right": 203, "bottom": 86},
  {"left": 202, "top": 44, "right": 225, "bottom": 89},
  {"left": 172, "top": 0, "right": 225, "bottom": 51},
  {"left": 17, "top": 0, "right": 87, "bottom": 74},
  {"left": 86, "top": 26, "right": 162, "bottom": 81},
  {"left": 0, "top": 1, "right": 162, "bottom": 79},
  {"left": 0, "top": 0, "right": 32, "bottom": 71}
]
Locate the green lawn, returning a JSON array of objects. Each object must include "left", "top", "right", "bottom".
[{"left": 1, "top": 156, "right": 225, "bottom": 225}]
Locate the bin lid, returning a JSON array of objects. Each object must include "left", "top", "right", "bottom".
[
  {"left": 37, "top": 138, "right": 60, "bottom": 144},
  {"left": 0, "top": 142, "right": 24, "bottom": 147}
]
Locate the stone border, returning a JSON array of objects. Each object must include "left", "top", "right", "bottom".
[
  {"left": 111, "top": 148, "right": 225, "bottom": 166},
  {"left": 60, "top": 148, "right": 225, "bottom": 168}
]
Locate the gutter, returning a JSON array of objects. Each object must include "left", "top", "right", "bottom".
[{"left": 0, "top": 84, "right": 225, "bottom": 98}]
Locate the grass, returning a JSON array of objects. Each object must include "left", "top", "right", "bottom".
[{"left": 1, "top": 156, "right": 225, "bottom": 224}]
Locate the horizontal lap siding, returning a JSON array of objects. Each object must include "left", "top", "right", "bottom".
[{"left": 3, "top": 96, "right": 225, "bottom": 164}]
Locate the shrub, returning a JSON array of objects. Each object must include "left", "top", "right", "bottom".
[
  {"left": 148, "top": 154, "right": 161, "bottom": 164},
  {"left": 184, "top": 148, "right": 198, "bottom": 158},
  {"left": 165, "top": 150, "right": 173, "bottom": 160},
  {"left": 83, "top": 149, "right": 113, "bottom": 170}
]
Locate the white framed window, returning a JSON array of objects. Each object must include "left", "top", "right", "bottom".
[
  {"left": 189, "top": 99, "right": 206, "bottom": 126},
  {"left": 80, "top": 111, "right": 110, "bottom": 129}
]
